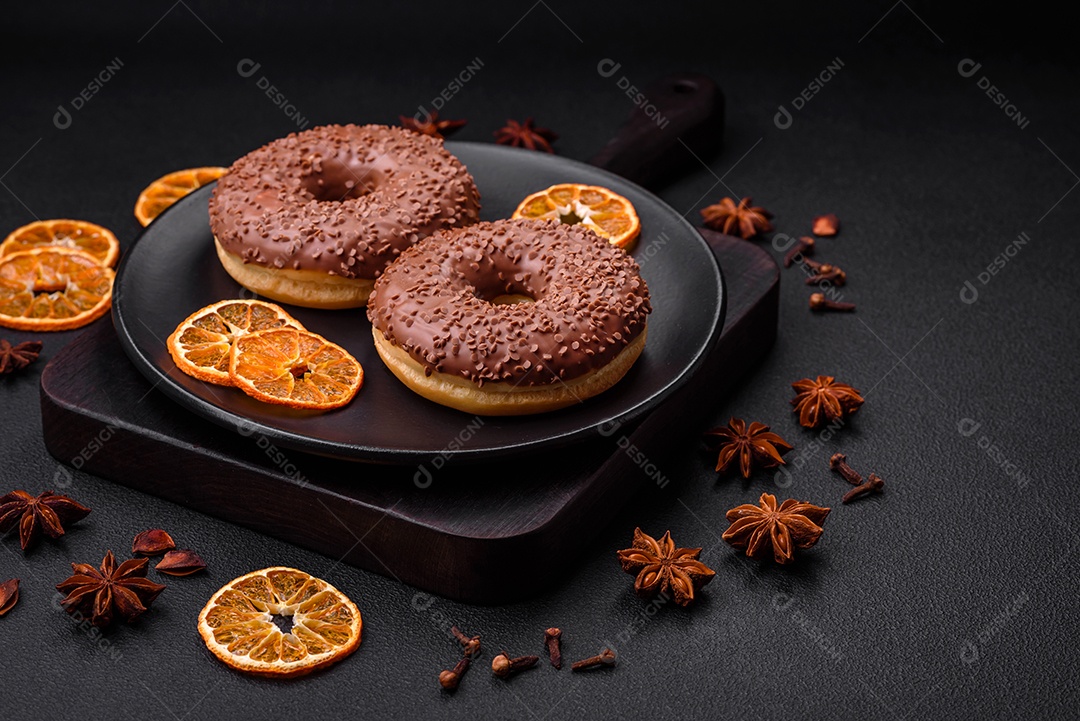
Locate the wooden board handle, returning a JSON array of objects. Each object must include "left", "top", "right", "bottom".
[{"left": 589, "top": 72, "right": 724, "bottom": 188}]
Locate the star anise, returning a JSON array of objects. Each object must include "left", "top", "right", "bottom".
[
  {"left": 0, "top": 490, "right": 91, "bottom": 551},
  {"left": 132, "top": 528, "right": 176, "bottom": 556},
  {"left": 494, "top": 118, "right": 558, "bottom": 153},
  {"left": 0, "top": 339, "right": 43, "bottom": 375},
  {"left": 700, "top": 197, "right": 774, "bottom": 238},
  {"left": 704, "top": 418, "right": 793, "bottom": 478},
  {"left": 722, "top": 493, "right": 830, "bottom": 564},
  {"left": 0, "top": 578, "right": 18, "bottom": 617},
  {"left": 791, "top": 375, "right": 864, "bottom": 429},
  {"left": 398, "top": 111, "right": 466, "bottom": 139},
  {"left": 56, "top": 550, "right": 166, "bottom": 628},
  {"left": 155, "top": 549, "right": 207, "bottom": 576},
  {"left": 616, "top": 528, "right": 715, "bottom": 606}
]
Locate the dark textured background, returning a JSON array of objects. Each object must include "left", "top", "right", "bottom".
[{"left": 2, "top": 2, "right": 1077, "bottom": 719}]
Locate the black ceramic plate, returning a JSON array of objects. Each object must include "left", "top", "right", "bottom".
[{"left": 112, "top": 142, "right": 725, "bottom": 463}]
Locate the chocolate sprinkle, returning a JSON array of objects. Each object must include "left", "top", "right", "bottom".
[
  {"left": 367, "top": 219, "right": 652, "bottom": 386},
  {"left": 209, "top": 124, "right": 481, "bottom": 280}
]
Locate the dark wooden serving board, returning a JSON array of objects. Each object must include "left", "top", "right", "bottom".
[
  {"left": 40, "top": 230, "right": 777, "bottom": 603},
  {"left": 39, "top": 73, "right": 778, "bottom": 603}
]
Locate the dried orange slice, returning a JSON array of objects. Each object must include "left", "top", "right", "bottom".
[
  {"left": 229, "top": 328, "right": 363, "bottom": 410},
  {"left": 0, "top": 248, "right": 114, "bottom": 331},
  {"left": 135, "top": 166, "right": 228, "bottom": 226},
  {"left": 1, "top": 219, "right": 119, "bottom": 267},
  {"left": 198, "top": 567, "right": 362, "bottom": 678},
  {"left": 167, "top": 299, "right": 305, "bottom": 386},
  {"left": 512, "top": 183, "right": 641, "bottom": 249}
]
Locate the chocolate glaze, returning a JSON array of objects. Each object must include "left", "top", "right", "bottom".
[
  {"left": 367, "top": 219, "right": 652, "bottom": 386},
  {"left": 208, "top": 124, "right": 481, "bottom": 279}
]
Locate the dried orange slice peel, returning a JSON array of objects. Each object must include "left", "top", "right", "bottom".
[
  {"left": 0, "top": 248, "right": 114, "bottom": 331},
  {"left": 1, "top": 219, "right": 119, "bottom": 267},
  {"left": 135, "top": 166, "right": 228, "bottom": 226},
  {"left": 167, "top": 299, "right": 305, "bottom": 386},
  {"left": 512, "top": 183, "right": 641, "bottom": 249},
  {"left": 198, "top": 567, "right": 362, "bottom": 678},
  {"left": 230, "top": 327, "right": 363, "bottom": 410}
]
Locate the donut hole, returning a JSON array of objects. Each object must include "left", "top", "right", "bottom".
[
  {"left": 473, "top": 283, "right": 538, "bottom": 306},
  {"left": 465, "top": 262, "right": 546, "bottom": 307},
  {"left": 471, "top": 281, "right": 538, "bottom": 306},
  {"left": 490, "top": 293, "right": 535, "bottom": 306},
  {"left": 299, "top": 154, "right": 377, "bottom": 202}
]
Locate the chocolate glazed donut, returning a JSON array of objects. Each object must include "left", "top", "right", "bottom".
[
  {"left": 209, "top": 124, "right": 481, "bottom": 309},
  {"left": 367, "top": 219, "right": 652, "bottom": 415}
]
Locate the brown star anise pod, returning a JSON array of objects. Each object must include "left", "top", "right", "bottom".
[
  {"left": 398, "top": 111, "right": 466, "bottom": 139},
  {"left": 722, "top": 493, "right": 830, "bottom": 564},
  {"left": 0, "top": 490, "right": 91, "bottom": 551},
  {"left": 56, "top": 550, "right": 166, "bottom": 628},
  {"left": 132, "top": 528, "right": 176, "bottom": 556},
  {"left": 704, "top": 418, "right": 793, "bottom": 478},
  {"left": 155, "top": 549, "right": 208, "bottom": 576},
  {"left": 494, "top": 118, "right": 558, "bottom": 153},
  {"left": 700, "top": 197, "right": 774, "bottom": 238},
  {"left": 0, "top": 339, "right": 43, "bottom": 375},
  {"left": 0, "top": 578, "right": 19, "bottom": 617},
  {"left": 791, "top": 375, "right": 865, "bottom": 428},
  {"left": 616, "top": 528, "right": 715, "bottom": 606}
]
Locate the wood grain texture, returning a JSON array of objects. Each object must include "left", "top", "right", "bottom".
[
  {"left": 39, "top": 232, "right": 777, "bottom": 603},
  {"left": 589, "top": 72, "right": 724, "bottom": 187}
]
